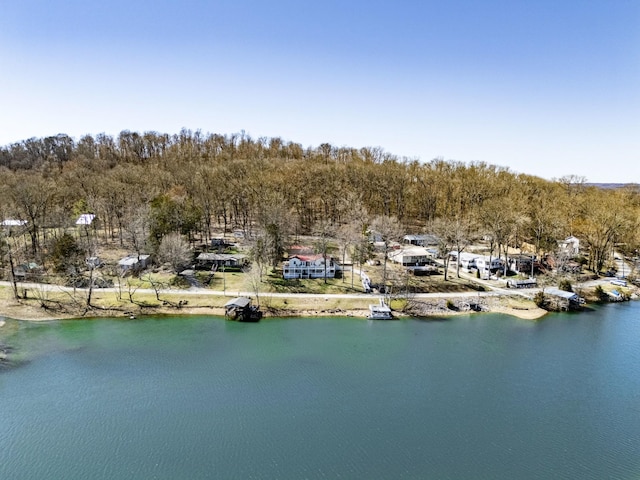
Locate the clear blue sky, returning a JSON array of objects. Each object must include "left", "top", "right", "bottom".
[{"left": 1, "top": 0, "right": 638, "bottom": 182}]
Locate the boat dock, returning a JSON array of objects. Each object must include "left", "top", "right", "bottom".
[{"left": 368, "top": 298, "right": 393, "bottom": 319}]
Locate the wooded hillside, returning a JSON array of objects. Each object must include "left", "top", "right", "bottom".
[{"left": 1, "top": 130, "right": 639, "bottom": 275}]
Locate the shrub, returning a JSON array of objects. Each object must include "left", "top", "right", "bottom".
[
  {"left": 49, "top": 233, "right": 85, "bottom": 274},
  {"left": 558, "top": 279, "right": 573, "bottom": 292},
  {"left": 594, "top": 285, "right": 608, "bottom": 302},
  {"left": 169, "top": 275, "right": 191, "bottom": 288},
  {"left": 534, "top": 291, "right": 546, "bottom": 308}
]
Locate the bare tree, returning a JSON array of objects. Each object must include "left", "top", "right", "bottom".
[
  {"left": 371, "top": 215, "right": 403, "bottom": 289},
  {"left": 157, "top": 233, "right": 192, "bottom": 272},
  {"left": 122, "top": 205, "right": 151, "bottom": 258},
  {"left": 255, "top": 192, "right": 291, "bottom": 270},
  {"left": 431, "top": 218, "right": 456, "bottom": 281},
  {"left": 336, "top": 223, "right": 359, "bottom": 286},
  {"left": 313, "top": 219, "right": 335, "bottom": 284},
  {"left": 449, "top": 216, "right": 476, "bottom": 278},
  {"left": 244, "top": 265, "right": 262, "bottom": 307}
]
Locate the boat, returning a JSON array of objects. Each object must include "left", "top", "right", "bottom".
[
  {"left": 224, "top": 297, "right": 262, "bottom": 322},
  {"left": 368, "top": 298, "right": 393, "bottom": 320}
]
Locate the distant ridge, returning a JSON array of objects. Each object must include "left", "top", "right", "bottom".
[{"left": 586, "top": 183, "right": 639, "bottom": 190}]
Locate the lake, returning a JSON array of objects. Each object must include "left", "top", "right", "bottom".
[{"left": 1, "top": 303, "right": 639, "bottom": 479}]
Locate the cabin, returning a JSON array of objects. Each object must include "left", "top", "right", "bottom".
[
  {"left": 387, "top": 246, "right": 435, "bottom": 267},
  {"left": 283, "top": 254, "right": 337, "bottom": 279},
  {"left": 196, "top": 253, "right": 248, "bottom": 270},
  {"left": 224, "top": 297, "right": 262, "bottom": 321},
  {"left": 118, "top": 254, "right": 151, "bottom": 276},
  {"left": 402, "top": 234, "right": 439, "bottom": 247}
]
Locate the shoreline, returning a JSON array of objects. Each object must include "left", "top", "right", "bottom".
[
  {"left": 3, "top": 277, "right": 638, "bottom": 324},
  {"left": 0, "top": 296, "right": 549, "bottom": 323}
]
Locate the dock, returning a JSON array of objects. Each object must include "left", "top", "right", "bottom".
[{"left": 368, "top": 298, "right": 393, "bottom": 320}]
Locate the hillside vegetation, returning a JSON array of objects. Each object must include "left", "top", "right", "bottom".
[{"left": 1, "top": 130, "right": 639, "bottom": 300}]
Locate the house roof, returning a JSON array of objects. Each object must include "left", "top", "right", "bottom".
[
  {"left": 388, "top": 246, "right": 433, "bottom": 259},
  {"left": 197, "top": 253, "right": 247, "bottom": 261},
  {"left": 545, "top": 287, "right": 579, "bottom": 300},
  {"left": 450, "top": 251, "right": 480, "bottom": 261},
  {"left": 289, "top": 254, "right": 324, "bottom": 262},
  {"left": 118, "top": 254, "right": 150, "bottom": 266},
  {"left": 403, "top": 234, "right": 439, "bottom": 244},
  {"left": 475, "top": 255, "right": 504, "bottom": 264},
  {"left": 76, "top": 214, "right": 96, "bottom": 225},
  {"left": 1, "top": 219, "right": 27, "bottom": 226},
  {"left": 224, "top": 297, "right": 252, "bottom": 309}
]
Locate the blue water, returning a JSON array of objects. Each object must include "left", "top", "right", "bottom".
[{"left": 1, "top": 304, "right": 639, "bottom": 479}]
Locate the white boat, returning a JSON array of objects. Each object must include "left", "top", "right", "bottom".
[{"left": 368, "top": 298, "right": 393, "bottom": 319}]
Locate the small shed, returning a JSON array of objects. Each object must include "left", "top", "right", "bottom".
[
  {"left": 118, "top": 254, "right": 151, "bottom": 275},
  {"left": 507, "top": 278, "right": 537, "bottom": 289}
]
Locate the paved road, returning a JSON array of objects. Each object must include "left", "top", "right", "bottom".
[
  {"left": 0, "top": 280, "right": 500, "bottom": 300},
  {"left": 1, "top": 266, "right": 620, "bottom": 303}
]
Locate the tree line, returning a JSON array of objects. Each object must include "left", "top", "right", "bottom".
[{"left": 1, "top": 129, "right": 639, "bottom": 277}]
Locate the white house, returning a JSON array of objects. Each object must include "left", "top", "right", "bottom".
[
  {"left": 558, "top": 236, "right": 580, "bottom": 256},
  {"left": 475, "top": 256, "right": 504, "bottom": 277},
  {"left": 76, "top": 214, "right": 96, "bottom": 226},
  {"left": 283, "top": 254, "right": 336, "bottom": 279},
  {"left": 1, "top": 219, "right": 27, "bottom": 227},
  {"left": 388, "top": 246, "right": 435, "bottom": 266},
  {"left": 450, "top": 252, "right": 480, "bottom": 270}
]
